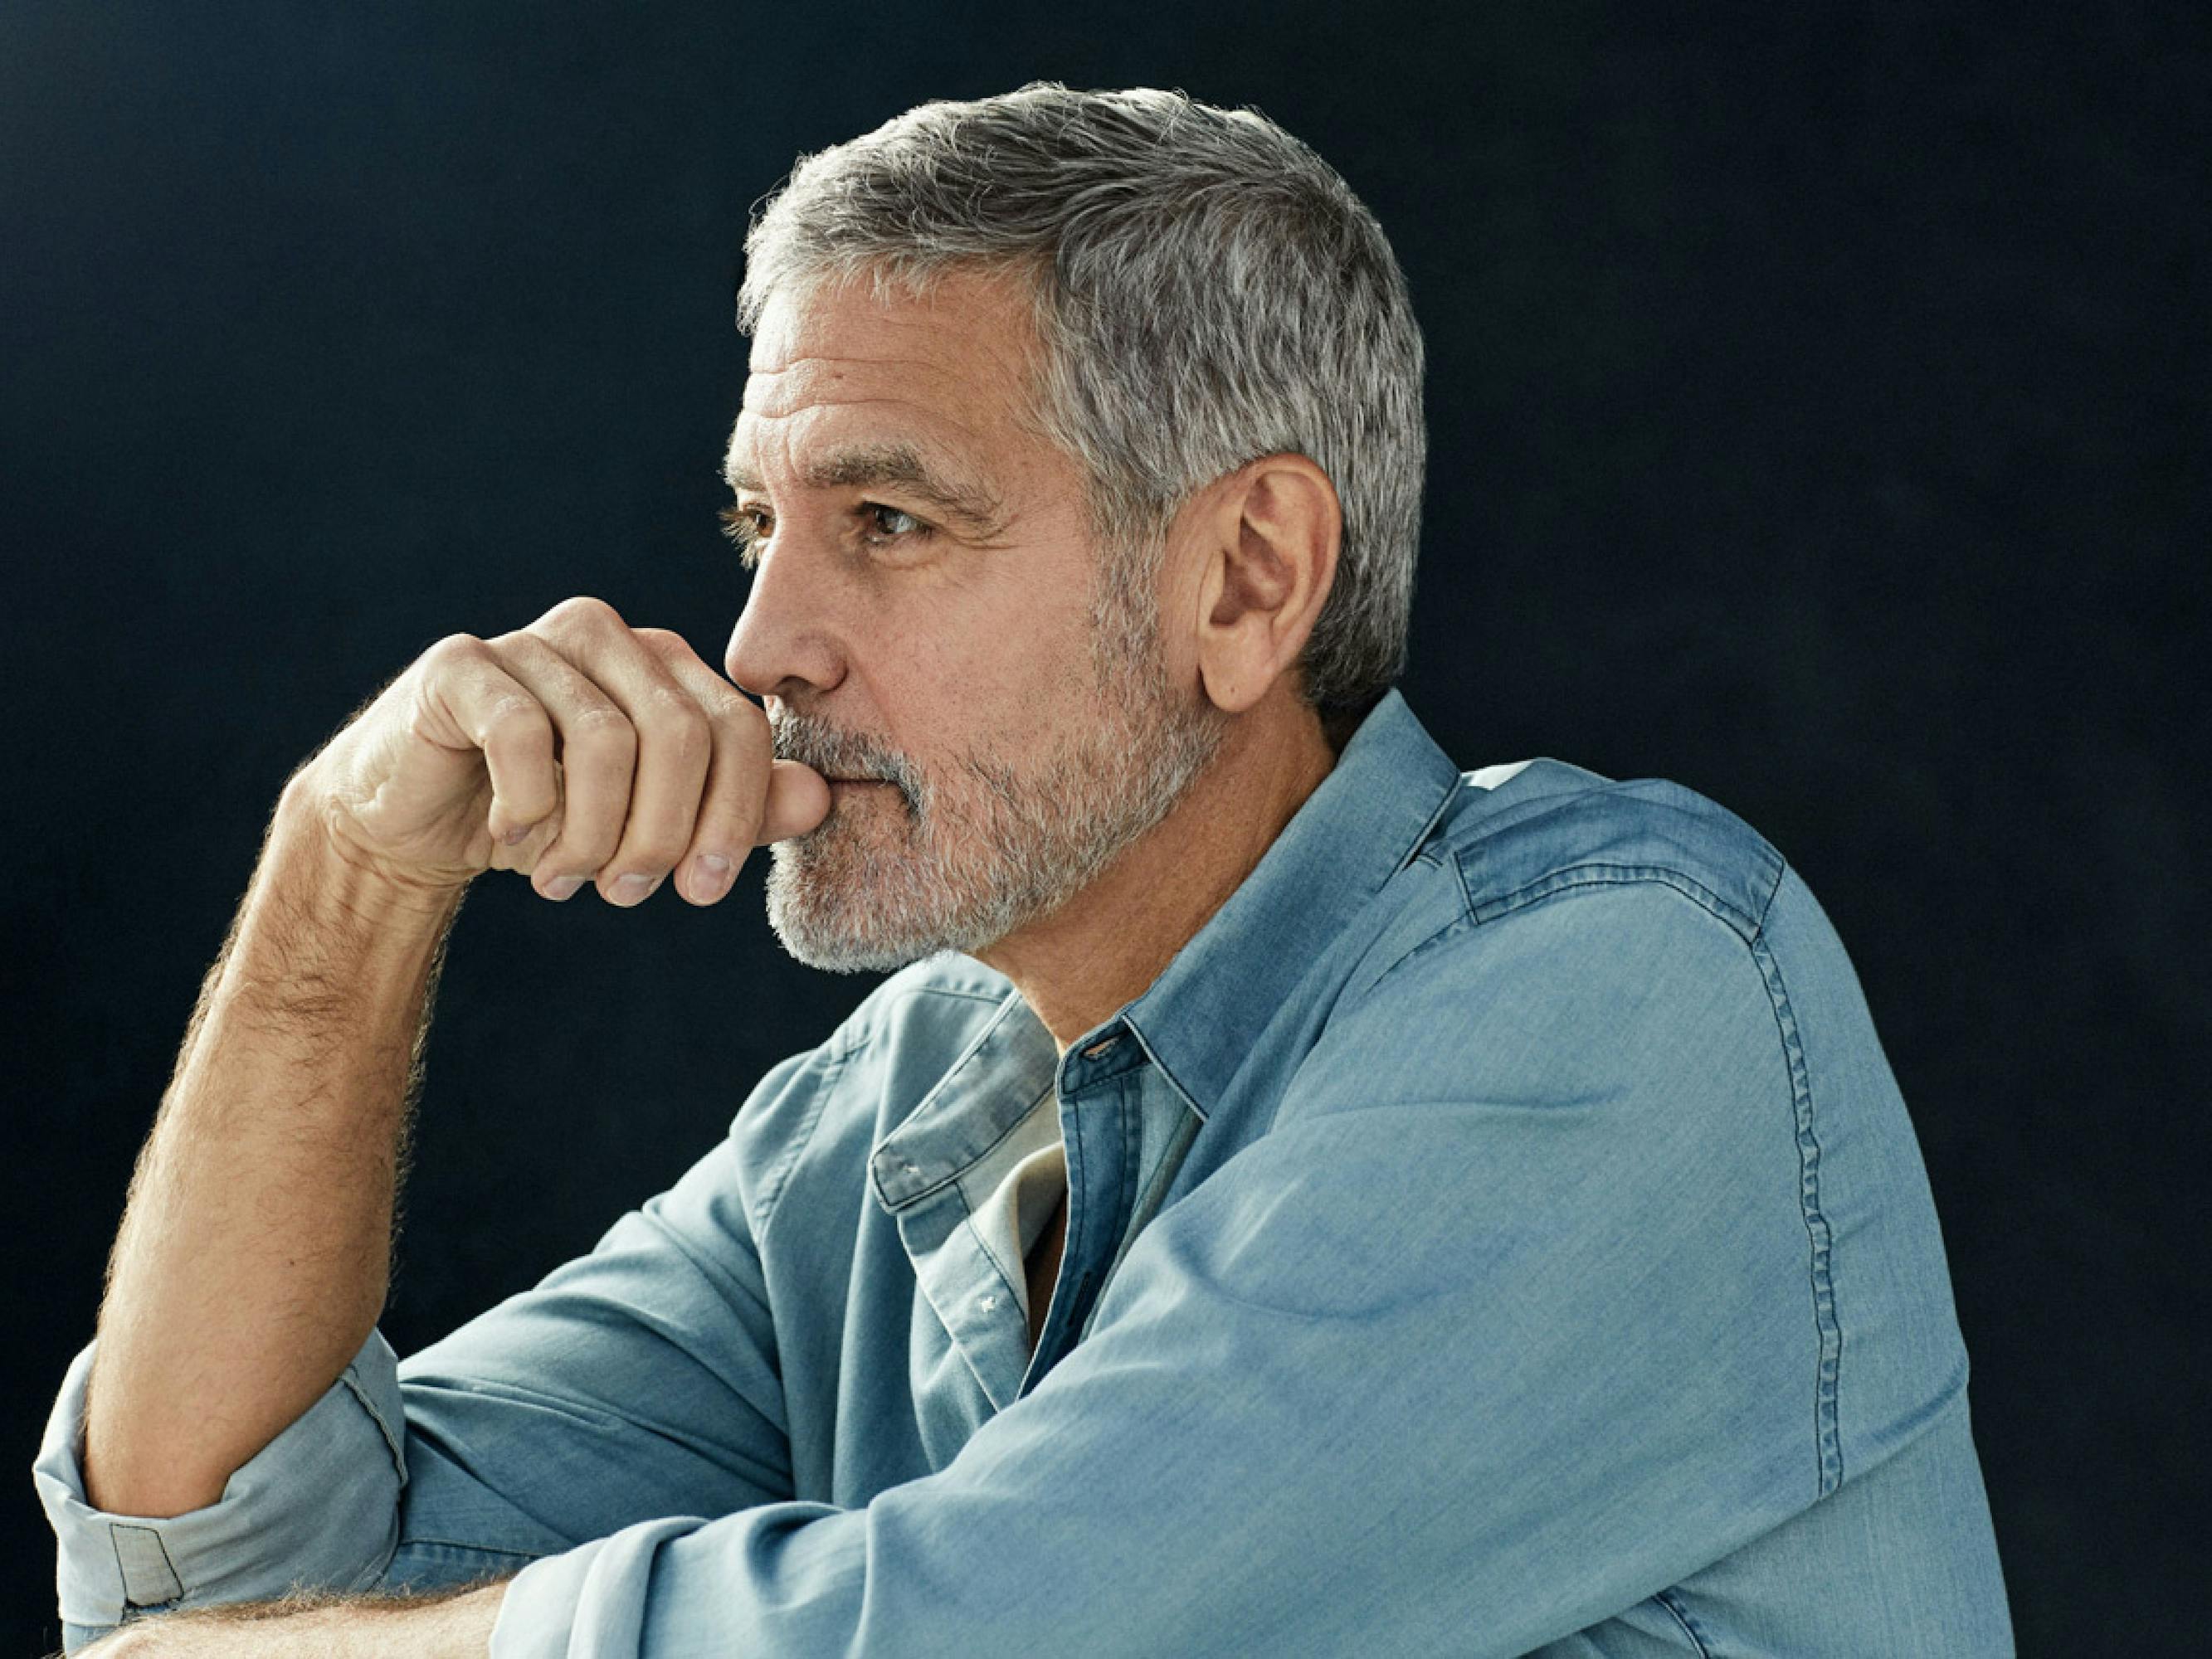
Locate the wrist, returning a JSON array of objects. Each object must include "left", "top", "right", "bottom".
[{"left": 270, "top": 778, "right": 475, "bottom": 922}]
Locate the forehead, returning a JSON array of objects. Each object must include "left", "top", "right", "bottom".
[{"left": 728, "top": 269, "right": 1043, "bottom": 476}]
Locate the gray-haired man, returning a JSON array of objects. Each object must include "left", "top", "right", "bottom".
[{"left": 37, "top": 85, "right": 2012, "bottom": 1657}]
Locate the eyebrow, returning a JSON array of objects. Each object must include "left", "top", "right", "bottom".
[{"left": 723, "top": 441, "right": 1006, "bottom": 536}]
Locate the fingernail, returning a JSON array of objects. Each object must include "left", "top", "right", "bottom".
[
  {"left": 691, "top": 854, "right": 733, "bottom": 900},
  {"left": 611, "top": 872, "right": 660, "bottom": 906},
  {"left": 502, "top": 821, "right": 534, "bottom": 846},
  {"left": 542, "top": 874, "right": 584, "bottom": 902}
]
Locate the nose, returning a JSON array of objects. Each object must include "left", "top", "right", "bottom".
[{"left": 724, "top": 544, "right": 847, "bottom": 702}]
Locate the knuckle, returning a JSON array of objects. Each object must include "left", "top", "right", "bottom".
[
  {"left": 486, "top": 625, "right": 548, "bottom": 657},
  {"left": 423, "top": 630, "right": 488, "bottom": 667},
  {"left": 564, "top": 703, "right": 638, "bottom": 752},
  {"left": 642, "top": 687, "right": 712, "bottom": 752},
  {"left": 719, "top": 693, "right": 771, "bottom": 752},
  {"left": 482, "top": 692, "right": 547, "bottom": 731},
  {"left": 480, "top": 698, "right": 553, "bottom": 757},
  {"left": 628, "top": 830, "right": 694, "bottom": 872},
  {"left": 543, "top": 594, "right": 623, "bottom": 632}
]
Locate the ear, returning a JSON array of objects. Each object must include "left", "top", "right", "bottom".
[{"left": 1191, "top": 454, "right": 1342, "bottom": 715}]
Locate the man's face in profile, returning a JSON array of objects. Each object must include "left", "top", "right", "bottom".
[{"left": 722, "top": 267, "right": 1226, "bottom": 971}]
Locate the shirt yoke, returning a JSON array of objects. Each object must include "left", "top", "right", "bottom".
[{"left": 1440, "top": 762, "right": 1790, "bottom": 940}]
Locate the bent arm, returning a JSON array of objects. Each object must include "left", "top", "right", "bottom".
[
  {"left": 37, "top": 1016, "right": 817, "bottom": 1648},
  {"left": 83, "top": 777, "right": 465, "bottom": 1520}
]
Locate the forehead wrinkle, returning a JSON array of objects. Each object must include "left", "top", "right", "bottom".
[{"left": 742, "top": 354, "right": 971, "bottom": 418}]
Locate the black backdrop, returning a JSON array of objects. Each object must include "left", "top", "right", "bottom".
[{"left": 4, "top": 3, "right": 2204, "bottom": 1653}]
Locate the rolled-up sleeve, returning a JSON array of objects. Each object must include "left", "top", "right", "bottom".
[
  {"left": 32, "top": 1326, "right": 409, "bottom": 1652},
  {"left": 35, "top": 1044, "right": 828, "bottom": 1652},
  {"left": 486, "top": 882, "right": 1879, "bottom": 1657}
]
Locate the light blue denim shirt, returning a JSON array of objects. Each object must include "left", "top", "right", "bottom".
[{"left": 35, "top": 690, "right": 2014, "bottom": 1656}]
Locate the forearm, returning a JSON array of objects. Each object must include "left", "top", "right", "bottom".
[
  {"left": 71, "top": 1577, "right": 509, "bottom": 1658},
  {"left": 83, "top": 779, "right": 468, "bottom": 1517}
]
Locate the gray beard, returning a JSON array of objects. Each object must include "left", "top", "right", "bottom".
[{"left": 763, "top": 623, "right": 1227, "bottom": 975}]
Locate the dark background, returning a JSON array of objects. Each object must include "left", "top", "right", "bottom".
[{"left": 4, "top": 2, "right": 2204, "bottom": 1652}]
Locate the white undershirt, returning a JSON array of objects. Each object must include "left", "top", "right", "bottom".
[{"left": 977, "top": 1137, "right": 1069, "bottom": 1319}]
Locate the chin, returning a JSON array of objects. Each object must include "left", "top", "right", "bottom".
[{"left": 764, "top": 838, "right": 961, "bottom": 973}]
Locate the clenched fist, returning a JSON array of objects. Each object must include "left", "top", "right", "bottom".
[{"left": 285, "top": 596, "right": 830, "bottom": 907}]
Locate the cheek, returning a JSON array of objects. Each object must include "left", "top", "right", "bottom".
[{"left": 871, "top": 610, "right": 1096, "bottom": 736}]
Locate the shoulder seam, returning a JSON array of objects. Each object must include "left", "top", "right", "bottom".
[
  {"left": 1352, "top": 864, "right": 1844, "bottom": 1498},
  {"left": 1750, "top": 922, "right": 1844, "bottom": 1496}
]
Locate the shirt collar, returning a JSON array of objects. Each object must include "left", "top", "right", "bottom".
[
  {"left": 1101, "top": 687, "right": 1464, "bottom": 1117},
  {"left": 870, "top": 688, "right": 1465, "bottom": 1208}
]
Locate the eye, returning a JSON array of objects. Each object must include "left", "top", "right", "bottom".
[
  {"left": 719, "top": 503, "right": 772, "bottom": 569},
  {"left": 861, "top": 503, "right": 932, "bottom": 544}
]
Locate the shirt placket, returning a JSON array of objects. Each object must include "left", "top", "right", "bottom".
[
  {"left": 874, "top": 1013, "right": 1206, "bottom": 1415},
  {"left": 1021, "top": 1029, "right": 1204, "bottom": 1397}
]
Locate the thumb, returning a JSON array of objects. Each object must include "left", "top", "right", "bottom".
[{"left": 755, "top": 759, "right": 832, "bottom": 844}]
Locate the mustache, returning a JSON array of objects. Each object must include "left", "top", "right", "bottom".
[{"left": 771, "top": 712, "right": 925, "bottom": 805}]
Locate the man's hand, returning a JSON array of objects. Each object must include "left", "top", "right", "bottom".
[
  {"left": 290, "top": 593, "right": 831, "bottom": 907},
  {"left": 70, "top": 1579, "right": 509, "bottom": 1658}
]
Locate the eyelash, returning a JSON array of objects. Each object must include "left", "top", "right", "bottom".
[{"left": 718, "top": 503, "right": 933, "bottom": 570}]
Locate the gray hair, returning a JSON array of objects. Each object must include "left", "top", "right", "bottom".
[{"left": 736, "top": 83, "right": 1426, "bottom": 718}]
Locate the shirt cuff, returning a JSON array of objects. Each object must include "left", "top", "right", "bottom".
[
  {"left": 489, "top": 1518, "right": 686, "bottom": 1658},
  {"left": 31, "top": 1331, "right": 411, "bottom": 1635},
  {"left": 487, "top": 1505, "right": 850, "bottom": 1657}
]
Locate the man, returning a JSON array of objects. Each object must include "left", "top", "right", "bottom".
[{"left": 35, "top": 84, "right": 2014, "bottom": 1656}]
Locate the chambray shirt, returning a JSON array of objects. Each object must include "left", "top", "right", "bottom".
[{"left": 35, "top": 690, "right": 2015, "bottom": 1656}]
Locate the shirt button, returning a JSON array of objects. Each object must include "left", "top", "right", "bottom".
[
  {"left": 980, "top": 1295, "right": 998, "bottom": 1312},
  {"left": 1082, "top": 1034, "right": 1121, "bottom": 1060}
]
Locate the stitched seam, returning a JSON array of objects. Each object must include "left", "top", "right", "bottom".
[
  {"left": 1753, "top": 852, "right": 1789, "bottom": 935},
  {"left": 1396, "top": 858, "right": 1844, "bottom": 1496},
  {"left": 1752, "top": 926, "right": 1844, "bottom": 1496},
  {"left": 1469, "top": 861, "right": 1763, "bottom": 939},
  {"left": 394, "top": 1537, "right": 542, "bottom": 1560},
  {"left": 893, "top": 1077, "right": 1058, "bottom": 1206},
  {"left": 1653, "top": 1588, "right": 1713, "bottom": 1657},
  {"left": 1347, "top": 864, "right": 1754, "bottom": 1029},
  {"left": 1381, "top": 910, "right": 1478, "bottom": 982},
  {"left": 1446, "top": 838, "right": 1476, "bottom": 915},
  {"left": 108, "top": 1524, "right": 183, "bottom": 1608},
  {"left": 337, "top": 1359, "right": 409, "bottom": 1487}
]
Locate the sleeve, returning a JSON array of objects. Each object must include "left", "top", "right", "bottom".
[
  {"left": 32, "top": 1329, "right": 409, "bottom": 1654},
  {"left": 32, "top": 1045, "right": 830, "bottom": 1653},
  {"left": 484, "top": 883, "right": 1844, "bottom": 1658}
]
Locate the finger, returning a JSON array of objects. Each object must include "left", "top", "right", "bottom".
[
  {"left": 641, "top": 630, "right": 794, "bottom": 905},
  {"left": 530, "top": 603, "right": 715, "bottom": 906},
  {"left": 417, "top": 637, "right": 559, "bottom": 847},
  {"left": 481, "top": 629, "right": 640, "bottom": 899}
]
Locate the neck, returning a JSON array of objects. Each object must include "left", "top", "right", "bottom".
[{"left": 976, "top": 691, "right": 1340, "bottom": 1052}]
